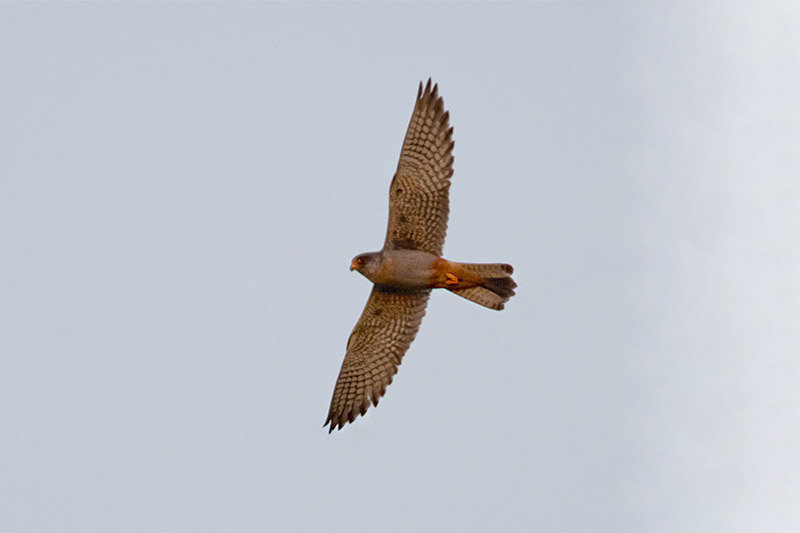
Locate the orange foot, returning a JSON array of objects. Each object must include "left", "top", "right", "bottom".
[{"left": 445, "top": 273, "right": 459, "bottom": 285}]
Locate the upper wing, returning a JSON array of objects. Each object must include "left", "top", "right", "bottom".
[
  {"left": 384, "top": 79, "right": 455, "bottom": 256},
  {"left": 324, "top": 286, "right": 430, "bottom": 432}
]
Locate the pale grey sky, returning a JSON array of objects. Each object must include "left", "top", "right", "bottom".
[{"left": 1, "top": 3, "right": 798, "bottom": 532}]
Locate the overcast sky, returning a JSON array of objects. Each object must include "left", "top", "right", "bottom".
[{"left": 1, "top": 3, "right": 798, "bottom": 532}]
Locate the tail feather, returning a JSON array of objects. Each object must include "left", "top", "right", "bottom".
[
  {"left": 482, "top": 276, "right": 516, "bottom": 299},
  {"left": 449, "top": 262, "right": 516, "bottom": 310}
]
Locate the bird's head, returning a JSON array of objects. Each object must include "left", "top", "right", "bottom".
[{"left": 350, "top": 252, "right": 381, "bottom": 277}]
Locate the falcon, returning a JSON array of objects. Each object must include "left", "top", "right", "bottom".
[{"left": 324, "top": 79, "right": 516, "bottom": 432}]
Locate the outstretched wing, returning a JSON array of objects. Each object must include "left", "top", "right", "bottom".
[
  {"left": 325, "top": 286, "right": 430, "bottom": 432},
  {"left": 384, "top": 78, "right": 454, "bottom": 256}
]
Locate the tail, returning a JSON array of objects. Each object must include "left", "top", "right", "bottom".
[{"left": 448, "top": 263, "right": 516, "bottom": 310}]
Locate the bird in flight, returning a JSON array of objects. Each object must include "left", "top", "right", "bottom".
[{"left": 324, "top": 79, "right": 516, "bottom": 432}]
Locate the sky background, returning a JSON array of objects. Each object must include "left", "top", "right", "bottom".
[{"left": 1, "top": 2, "right": 798, "bottom": 532}]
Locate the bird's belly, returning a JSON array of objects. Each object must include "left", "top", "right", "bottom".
[{"left": 371, "top": 250, "right": 441, "bottom": 289}]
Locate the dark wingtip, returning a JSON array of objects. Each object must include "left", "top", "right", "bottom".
[
  {"left": 324, "top": 414, "right": 339, "bottom": 434},
  {"left": 420, "top": 78, "right": 436, "bottom": 100}
]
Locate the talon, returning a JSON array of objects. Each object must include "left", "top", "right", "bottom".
[{"left": 445, "top": 273, "right": 459, "bottom": 285}]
